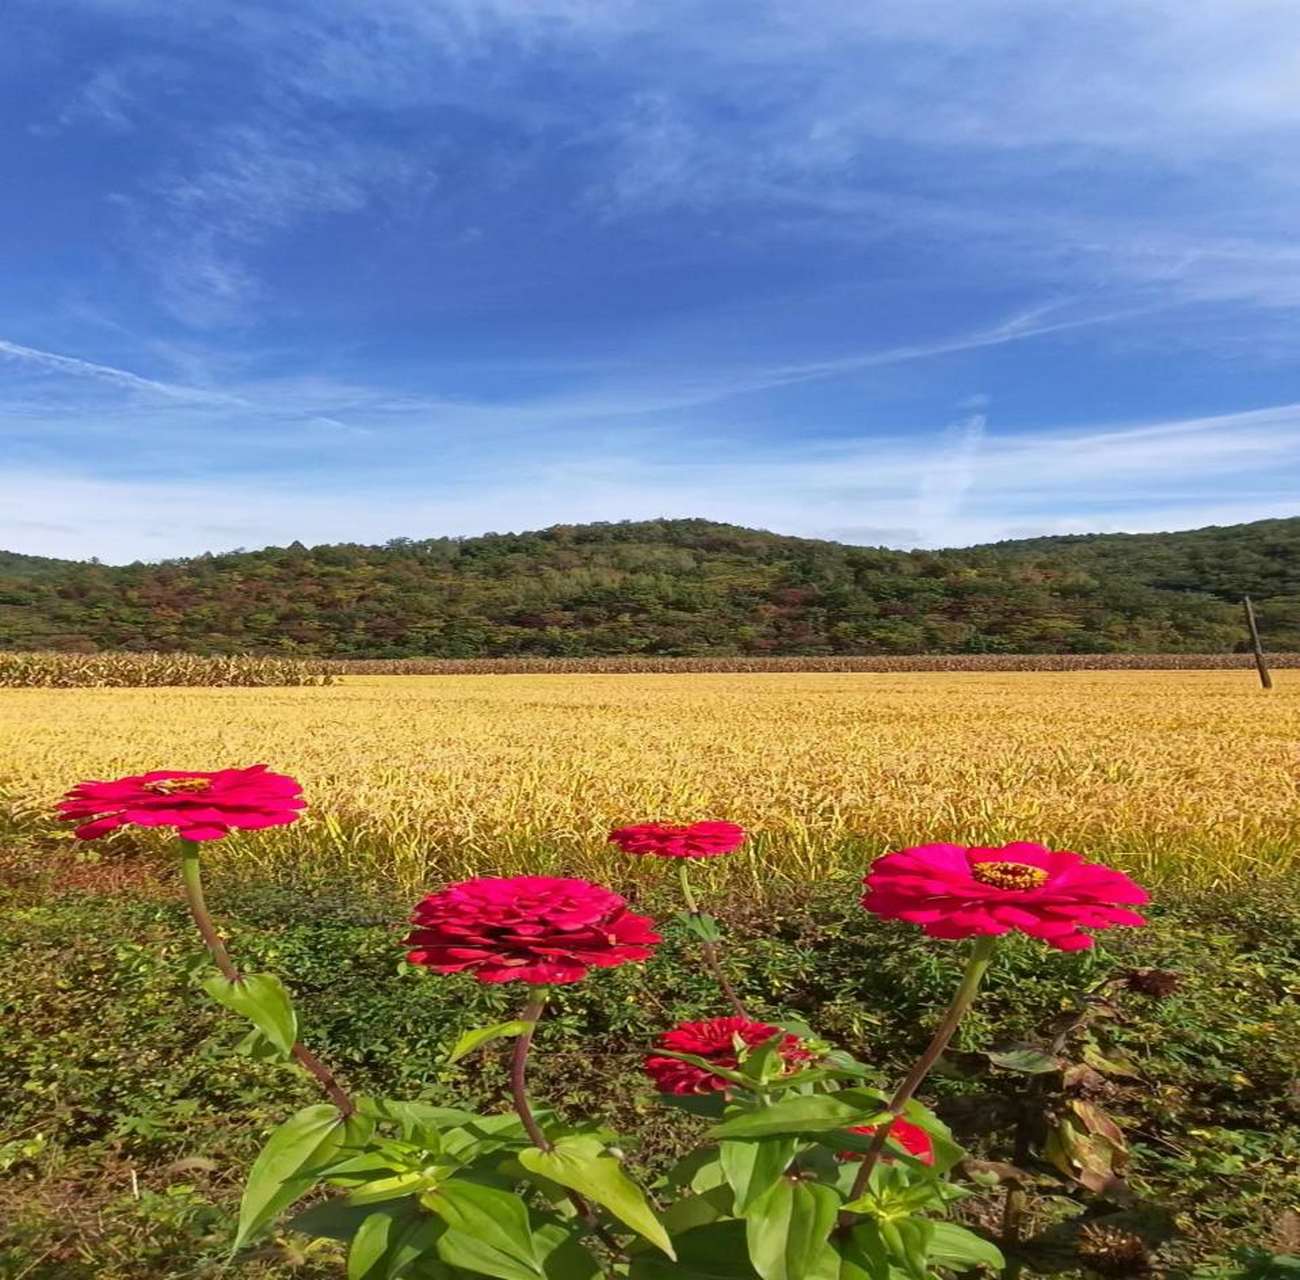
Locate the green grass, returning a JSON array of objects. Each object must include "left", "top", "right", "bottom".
[{"left": 2, "top": 850, "right": 1298, "bottom": 1277}]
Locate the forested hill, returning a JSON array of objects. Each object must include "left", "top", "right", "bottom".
[{"left": 2, "top": 517, "right": 1298, "bottom": 657}]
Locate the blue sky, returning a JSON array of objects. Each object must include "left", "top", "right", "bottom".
[{"left": 4, "top": 1, "right": 1300, "bottom": 562}]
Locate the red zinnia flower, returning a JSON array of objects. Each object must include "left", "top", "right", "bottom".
[
  {"left": 405, "top": 876, "right": 660, "bottom": 985},
  {"left": 608, "top": 821, "right": 746, "bottom": 860},
  {"left": 58, "top": 765, "right": 306, "bottom": 842},
  {"left": 840, "top": 1118, "right": 934, "bottom": 1164},
  {"left": 861, "top": 841, "right": 1148, "bottom": 951},
  {"left": 644, "top": 1016, "right": 814, "bottom": 1094}
]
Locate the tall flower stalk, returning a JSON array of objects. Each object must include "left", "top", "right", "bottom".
[
  {"left": 507, "top": 986, "right": 552, "bottom": 1150},
  {"left": 675, "top": 861, "right": 747, "bottom": 1018},
  {"left": 844, "top": 935, "right": 996, "bottom": 1207},
  {"left": 608, "top": 821, "right": 749, "bottom": 1018},
  {"left": 178, "top": 839, "right": 355, "bottom": 1115}
]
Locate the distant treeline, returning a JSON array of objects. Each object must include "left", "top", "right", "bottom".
[
  {"left": 331, "top": 654, "right": 1300, "bottom": 675},
  {"left": 2, "top": 516, "right": 1299, "bottom": 658}
]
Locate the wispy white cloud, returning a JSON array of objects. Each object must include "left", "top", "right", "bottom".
[
  {"left": 0, "top": 337, "right": 244, "bottom": 405},
  {"left": 914, "top": 413, "right": 987, "bottom": 537}
]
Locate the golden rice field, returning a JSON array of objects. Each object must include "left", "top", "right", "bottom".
[{"left": 1, "top": 671, "right": 1296, "bottom": 894}]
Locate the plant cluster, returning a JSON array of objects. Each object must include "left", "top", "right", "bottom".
[{"left": 41, "top": 766, "right": 1202, "bottom": 1280}]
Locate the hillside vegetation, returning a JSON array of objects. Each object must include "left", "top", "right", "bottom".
[{"left": 2, "top": 516, "right": 1298, "bottom": 657}]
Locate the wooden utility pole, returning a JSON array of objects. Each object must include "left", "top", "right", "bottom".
[{"left": 1243, "top": 595, "right": 1273, "bottom": 690}]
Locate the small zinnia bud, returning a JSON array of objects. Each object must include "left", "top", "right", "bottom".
[
  {"left": 1120, "top": 969, "right": 1180, "bottom": 999},
  {"left": 1077, "top": 1224, "right": 1152, "bottom": 1277}
]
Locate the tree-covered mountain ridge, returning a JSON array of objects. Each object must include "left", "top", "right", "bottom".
[{"left": 3, "top": 516, "right": 1298, "bottom": 657}]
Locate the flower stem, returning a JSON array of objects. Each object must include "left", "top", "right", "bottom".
[
  {"left": 509, "top": 987, "right": 621, "bottom": 1262},
  {"left": 842, "top": 935, "right": 997, "bottom": 1215},
  {"left": 179, "top": 844, "right": 239, "bottom": 982},
  {"left": 177, "top": 839, "right": 355, "bottom": 1116},
  {"left": 509, "top": 988, "right": 553, "bottom": 1151},
  {"left": 677, "top": 863, "right": 747, "bottom": 1019}
]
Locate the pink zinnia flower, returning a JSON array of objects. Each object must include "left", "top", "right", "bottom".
[
  {"left": 405, "top": 876, "right": 660, "bottom": 984},
  {"left": 608, "top": 821, "right": 746, "bottom": 860},
  {"left": 861, "top": 841, "right": 1148, "bottom": 951},
  {"left": 644, "top": 1016, "right": 814, "bottom": 1094},
  {"left": 59, "top": 765, "right": 306, "bottom": 842},
  {"left": 840, "top": 1118, "right": 934, "bottom": 1164}
]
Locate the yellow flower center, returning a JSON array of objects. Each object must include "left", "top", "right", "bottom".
[
  {"left": 142, "top": 777, "right": 212, "bottom": 795},
  {"left": 970, "top": 860, "right": 1048, "bottom": 890}
]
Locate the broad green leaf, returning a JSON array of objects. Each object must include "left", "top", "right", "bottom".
[
  {"left": 203, "top": 971, "right": 298, "bottom": 1058},
  {"left": 533, "top": 1221, "right": 603, "bottom": 1280},
  {"left": 628, "top": 1222, "right": 758, "bottom": 1280},
  {"left": 518, "top": 1136, "right": 674, "bottom": 1259},
  {"left": 744, "top": 1179, "right": 840, "bottom": 1280},
  {"left": 665, "top": 1145, "right": 727, "bottom": 1192},
  {"left": 347, "top": 1204, "right": 444, "bottom": 1280},
  {"left": 350, "top": 1206, "right": 412, "bottom": 1280},
  {"left": 984, "top": 1047, "right": 1060, "bottom": 1075},
  {"left": 423, "top": 1180, "right": 542, "bottom": 1279},
  {"left": 1081, "top": 1043, "right": 1141, "bottom": 1080},
  {"left": 290, "top": 1196, "right": 391, "bottom": 1243},
  {"left": 878, "top": 1218, "right": 933, "bottom": 1280},
  {"left": 658, "top": 1091, "right": 728, "bottom": 1119},
  {"left": 676, "top": 910, "right": 724, "bottom": 942},
  {"left": 653, "top": 1050, "right": 750, "bottom": 1089},
  {"left": 711, "top": 1090, "right": 890, "bottom": 1140},
  {"left": 721, "top": 1138, "right": 796, "bottom": 1213},
  {"left": 233, "top": 1027, "right": 288, "bottom": 1062},
  {"left": 927, "top": 1221, "right": 1004, "bottom": 1269},
  {"left": 448, "top": 1020, "right": 533, "bottom": 1064},
  {"left": 347, "top": 1172, "right": 431, "bottom": 1205},
  {"left": 836, "top": 1222, "right": 892, "bottom": 1280},
  {"left": 662, "top": 1183, "right": 735, "bottom": 1235},
  {"left": 235, "top": 1104, "right": 347, "bottom": 1249}
]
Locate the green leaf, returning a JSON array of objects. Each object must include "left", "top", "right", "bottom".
[
  {"left": 677, "top": 910, "right": 724, "bottom": 942},
  {"left": 235, "top": 1104, "right": 347, "bottom": 1249},
  {"left": 347, "top": 1172, "right": 432, "bottom": 1206},
  {"left": 665, "top": 1146, "right": 727, "bottom": 1192},
  {"left": 423, "top": 1180, "right": 543, "bottom": 1280},
  {"left": 347, "top": 1204, "right": 444, "bottom": 1280},
  {"left": 662, "top": 1184, "right": 735, "bottom": 1235},
  {"left": 836, "top": 1223, "right": 894, "bottom": 1280},
  {"left": 289, "top": 1196, "right": 388, "bottom": 1243},
  {"left": 985, "top": 1047, "right": 1061, "bottom": 1075},
  {"left": 711, "top": 1090, "right": 890, "bottom": 1140},
  {"left": 628, "top": 1222, "right": 758, "bottom": 1280},
  {"left": 652, "top": 1050, "right": 751, "bottom": 1089},
  {"left": 1080, "top": 1043, "right": 1142, "bottom": 1080},
  {"left": 448, "top": 1020, "right": 533, "bottom": 1064},
  {"left": 202, "top": 970, "right": 298, "bottom": 1058},
  {"left": 743, "top": 1179, "right": 841, "bottom": 1280},
  {"left": 721, "top": 1139, "right": 796, "bottom": 1213},
  {"left": 878, "top": 1218, "right": 933, "bottom": 1280},
  {"left": 533, "top": 1221, "right": 603, "bottom": 1280},
  {"left": 519, "top": 1136, "right": 675, "bottom": 1259},
  {"left": 658, "top": 1091, "right": 728, "bottom": 1119},
  {"left": 926, "top": 1221, "right": 1004, "bottom": 1269}
]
